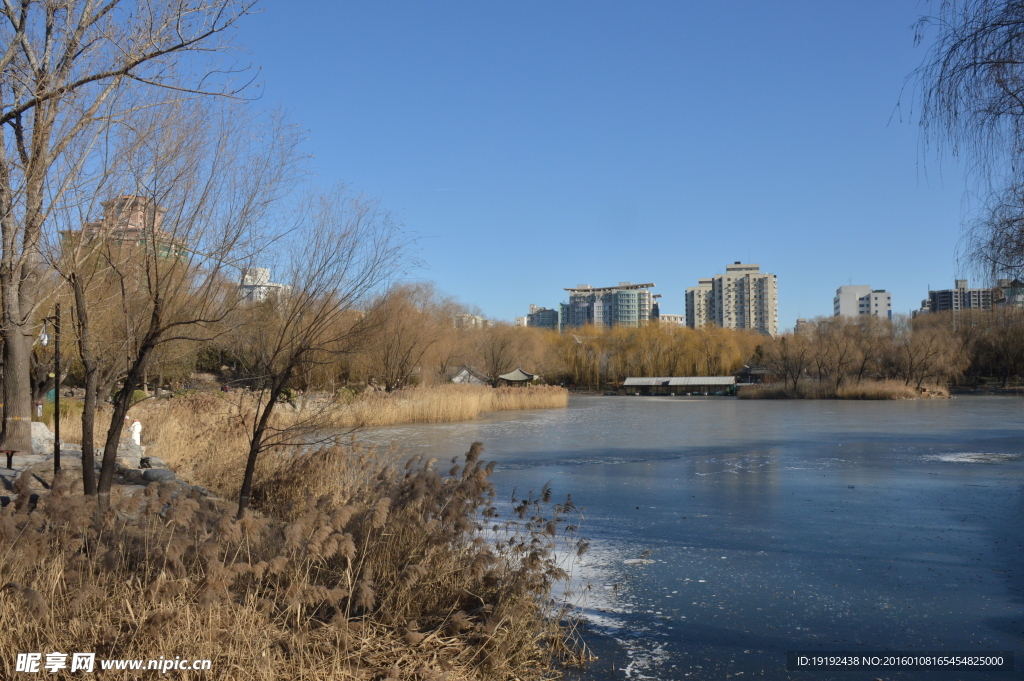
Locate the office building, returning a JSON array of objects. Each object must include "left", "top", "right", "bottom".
[
  {"left": 559, "top": 282, "right": 656, "bottom": 330},
  {"left": 686, "top": 263, "right": 778, "bottom": 336},
  {"left": 834, "top": 285, "right": 892, "bottom": 320}
]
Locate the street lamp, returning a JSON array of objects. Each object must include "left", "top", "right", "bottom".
[{"left": 39, "top": 304, "right": 61, "bottom": 474}]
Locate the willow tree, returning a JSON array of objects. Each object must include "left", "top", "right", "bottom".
[
  {"left": 916, "top": 0, "right": 1024, "bottom": 277},
  {"left": 0, "top": 0, "right": 256, "bottom": 455}
]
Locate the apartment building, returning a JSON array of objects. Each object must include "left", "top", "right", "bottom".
[
  {"left": 685, "top": 278, "right": 713, "bottom": 330},
  {"left": 559, "top": 282, "right": 656, "bottom": 330},
  {"left": 659, "top": 314, "right": 686, "bottom": 326},
  {"left": 686, "top": 263, "right": 778, "bottom": 336},
  {"left": 834, "top": 285, "right": 892, "bottom": 320},
  {"left": 525, "top": 304, "right": 560, "bottom": 330},
  {"left": 928, "top": 280, "right": 993, "bottom": 313}
]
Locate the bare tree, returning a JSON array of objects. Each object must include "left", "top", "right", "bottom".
[
  {"left": 1, "top": 0, "right": 258, "bottom": 454},
  {"left": 232, "top": 187, "right": 408, "bottom": 517},
  {"left": 50, "top": 99, "right": 299, "bottom": 498}
]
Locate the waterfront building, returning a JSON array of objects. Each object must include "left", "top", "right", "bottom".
[
  {"left": 686, "top": 263, "right": 778, "bottom": 336},
  {"left": 834, "top": 285, "right": 892, "bottom": 320},
  {"left": 622, "top": 376, "right": 737, "bottom": 396},
  {"left": 559, "top": 282, "right": 656, "bottom": 330},
  {"left": 526, "top": 304, "right": 560, "bottom": 329}
]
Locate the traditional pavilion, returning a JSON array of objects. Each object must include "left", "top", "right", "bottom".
[{"left": 497, "top": 367, "right": 537, "bottom": 385}]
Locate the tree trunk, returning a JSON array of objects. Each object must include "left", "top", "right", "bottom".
[
  {"left": 0, "top": 324, "right": 34, "bottom": 455},
  {"left": 237, "top": 376, "right": 287, "bottom": 518},
  {"left": 72, "top": 275, "right": 97, "bottom": 494}
]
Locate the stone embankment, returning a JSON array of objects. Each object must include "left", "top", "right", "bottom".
[{"left": 0, "top": 422, "right": 210, "bottom": 506}]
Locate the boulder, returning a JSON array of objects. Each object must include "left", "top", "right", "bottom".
[
  {"left": 140, "top": 456, "right": 168, "bottom": 469},
  {"left": 115, "top": 458, "right": 142, "bottom": 472},
  {"left": 141, "top": 469, "right": 177, "bottom": 484},
  {"left": 119, "top": 438, "right": 145, "bottom": 458},
  {"left": 15, "top": 462, "right": 85, "bottom": 492},
  {"left": 31, "top": 421, "right": 55, "bottom": 455}
]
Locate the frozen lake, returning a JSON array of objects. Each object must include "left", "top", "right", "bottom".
[{"left": 360, "top": 395, "right": 1024, "bottom": 680}]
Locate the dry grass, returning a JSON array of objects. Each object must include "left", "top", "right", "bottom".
[
  {"left": 738, "top": 380, "right": 949, "bottom": 400},
  {"left": 0, "top": 441, "right": 589, "bottom": 680}
]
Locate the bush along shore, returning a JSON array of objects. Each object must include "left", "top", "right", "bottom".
[
  {"left": 737, "top": 379, "right": 950, "bottom": 400},
  {"left": 0, "top": 421, "right": 590, "bottom": 680}
]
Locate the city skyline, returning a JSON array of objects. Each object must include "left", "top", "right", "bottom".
[{"left": 239, "top": 3, "right": 969, "bottom": 327}]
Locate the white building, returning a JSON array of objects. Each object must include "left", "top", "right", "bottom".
[
  {"left": 686, "top": 263, "right": 778, "bottom": 336},
  {"left": 659, "top": 314, "right": 686, "bottom": 326},
  {"left": 834, "top": 285, "right": 892, "bottom": 320},
  {"left": 240, "top": 268, "right": 289, "bottom": 302},
  {"left": 454, "top": 313, "right": 493, "bottom": 329}
]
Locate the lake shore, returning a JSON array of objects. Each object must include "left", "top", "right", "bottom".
[{"left": 4, "top": 387, "right": 580, "bottom": 681}]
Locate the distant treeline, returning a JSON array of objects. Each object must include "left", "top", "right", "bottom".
[
  {"left": 759, "top": 310, "right": 1024, "bottom": 391},
  {"left": 39, "top": 280, "right": 1024, "bottom": 394}
]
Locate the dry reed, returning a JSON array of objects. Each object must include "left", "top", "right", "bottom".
[
  {"left": 737, "top": 379, "right": 949, "bottom": 400},
  {"left": 0, "top": 440, "right": 588, "bottom": 680}
]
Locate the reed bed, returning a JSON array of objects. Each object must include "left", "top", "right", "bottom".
[
  {"left": 338, "top": 386, "right": 568, "bottom": 428},
  {"left": 0, "top": 441, "right": 588, "bottom": 680},
  {"left": 737, "top": 379, "right": 949, "bottom": 400},
  {"left": 46, "top": 385, "right": 568, "bottom": 502}
]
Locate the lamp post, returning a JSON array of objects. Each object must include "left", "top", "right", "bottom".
[{"left": 39, "top": 304, "right": 60, "bottom": 474}]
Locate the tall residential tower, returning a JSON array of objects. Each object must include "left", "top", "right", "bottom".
[{"left": 685, "top": 262, "right": 778, "bottom": 336}]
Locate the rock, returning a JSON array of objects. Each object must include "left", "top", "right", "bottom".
[
  {"left": 141, "top": 469, "right": 177, "bottom": 484},
  {"left": 119, "top": 485, "right": 150, "bottom": 497},
  {"left": 31, "top": 421, "right": 54, "bottom": 440},
  {"left": 118, "top": 438, "right": 144, "bottom": 458},
  {"left": 121, "top": 469, "right": 146, "bottom": 485},
  {"left": 140, "top": 456, "right": 168, "bottom": 469},
  {"left": 15, "top": 462, "right": 84, "bottom": 492},
  {"left": 115, "top": 456, "right": 142, "bottom": 471}
]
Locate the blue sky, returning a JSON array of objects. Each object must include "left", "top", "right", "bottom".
[{"left": 241, "top": 1, "right": 969, "bottom": 328}]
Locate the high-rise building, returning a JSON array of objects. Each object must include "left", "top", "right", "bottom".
[
  {"left": 559, "top": 282, "right": 656, "bottom": 330},
  {"left": 686, "top": 263, "right": 778, "bottom": 336},
  {"left": 927, "top": 280, "right": 992, "bottom": 313},
  {"left": 685, "top": 278, "right": 713, "bottom": 330},
  {"left": 834, "top": 285, "right": 892, "bottom": 320},
  {"left": 525, "top": 304, "right": 560, "bottom": 329}
]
